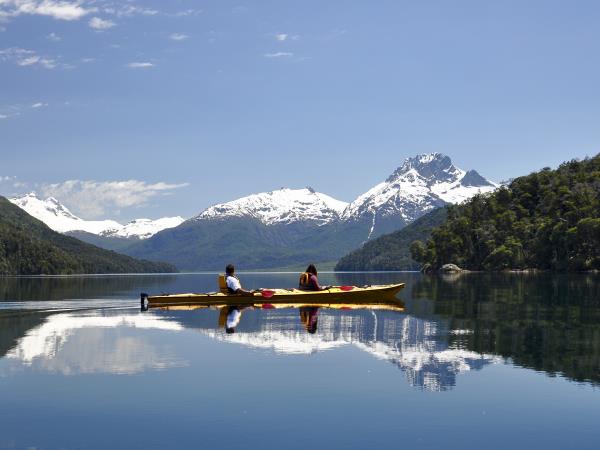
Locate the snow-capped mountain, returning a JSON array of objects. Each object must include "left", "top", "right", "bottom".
[
  {"left": 195, "top": 187, "right": 348, "bottom": 226},
  {"left": 107, "top": 217, "right": 186, "bottom": 240},
  {"left": 10, "top": 192, "right": 122, "bottom": 235},
  {"left": 193, "top": 154, "right": 495, "bottom": 238},
  {"left": 341, "top": 153, "right": 497, "bottom": 238},
  {"left": 124, "top": 152, "right": 497, "bottom": 269},
  {"left": 9, "top": 193, "right": 184, "bottom": 239}
]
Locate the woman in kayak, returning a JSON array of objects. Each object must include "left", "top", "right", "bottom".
[{"left": 298, "top": 264, "right": 328, "bottom": 291}]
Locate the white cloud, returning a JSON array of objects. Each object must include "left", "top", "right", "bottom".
[
  {"left": 1, "top": 48, "right": 59, "bottom": 69},
  {"left": 0, "top": 47, "right": 33, "bottom": 59},
  {"left": 0, "top": 114, "right": 8, "bottom": 119},
  {"left": 46, "top": 31, "right": 61, "bottom": 41},
  {"left": 264, "top": 52, "right": 293, "bottom": 58},
  {"left": 172, "top": 9, "right": 201, "bottom": 17},
  {"left": 104, "top": 5, "right": 158, "bottom": 18},
  {"left": 127, "top": 62, "right": 154, "bottom": 68},
  {"left": 89, "top": 16, "right": 115, "bottom": 30},
  {"left": 39, "top": 179, "right": 189, "bottom": 219},
  {"left": 18, "top": 55, "right": 57, "bottom": 68},
  {"left": 274, "top": 33, "right": 299, "bottom": 42},
  {"left": 16, "top": 55, "right": 39, "bottom": 66},
  {"left": 31, "top": 102, "right": 47, "bottom": 108},
  {"left": 169, "top": 33, "right": 188, "bottom": 41},
  {"left": 0, "top": 0, "right": 96, "bottom": 21}
]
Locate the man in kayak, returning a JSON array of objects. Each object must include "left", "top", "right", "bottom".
[
  {"left": 298, "top": 264, "right": 329, "bottom": 291},
  {"left": 225, "top": 264, "right": 256, "bottom": 296}
]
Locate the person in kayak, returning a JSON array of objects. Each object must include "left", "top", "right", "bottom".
[
  {"left": 298, "top": 264, "right": 329, "bottom": 291},
  {"left": 225, "top": 264, "right": 256, "bottom": 296}
]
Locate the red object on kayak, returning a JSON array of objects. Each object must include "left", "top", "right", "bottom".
[
  {"left": 262, "top": 303, "right": 275, "bottom": 309},
  {"left": 339, "top": 285, "right": 355, "bottom": 291},
  {"left": 340, "top": 306, "right": 352, "bottom": 310},
  {"left": 261, "top": 290, "right": 275, "bottom": 299}
]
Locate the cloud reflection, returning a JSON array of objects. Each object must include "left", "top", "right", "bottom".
[{"left": 6, "top": 312, "right": 186, "bottom": 375}]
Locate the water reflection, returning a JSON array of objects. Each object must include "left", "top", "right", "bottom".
[
  {"left": 0, "top": 274, "right": 178, "bottom": 301},
  {"left": 411, "top": 273, "right": 600, "bottom": 385},
  {"left": 1, "top": 272, "right": 599, "bottom": 391},
  {"left": 2, "top": 311, "right": 186, "bottom": 375},
  {"left": 159, "top": 307, "right": 500, "bottom": 391}
]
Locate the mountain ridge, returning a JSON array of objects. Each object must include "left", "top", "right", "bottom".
[
  {"left": 123, "top": 153, "right": 496, "bottom": 269},
  {"left": 9, "top": 192, "right": 184, "bottom": 239},
  {"left": 0, "top": 196, "right": 177, "bottom": 275}
]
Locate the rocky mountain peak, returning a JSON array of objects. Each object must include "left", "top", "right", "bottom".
[{"left": 386, "top": 153, "right": 461, "bottom": 184}]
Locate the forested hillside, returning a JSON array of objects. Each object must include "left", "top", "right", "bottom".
[
  {"left": 411, "top": 155, "right": 600, "bottom": 271},
  {"left": 0, "top": 196, "right": 176, "bottom": 275},
  {"left": 334, "top": 207, "right": 448, "bottom": 271}
]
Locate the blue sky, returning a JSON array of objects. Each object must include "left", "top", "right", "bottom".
[{"left": 1, "top": 0, "right": 599, "bottom": 221}]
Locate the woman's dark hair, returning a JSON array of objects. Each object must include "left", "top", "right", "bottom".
[
  {"left": 226, "top": 264, "right": 235, "bottom": 275},
  {"left": 305, "top": 264, "right": 317, "bottom": 276}
]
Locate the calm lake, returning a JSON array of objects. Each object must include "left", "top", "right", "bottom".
[{"left": 1, "top": 272, "right": 599, "bottom": 450}]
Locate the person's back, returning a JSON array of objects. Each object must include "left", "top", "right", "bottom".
[{"left": 298, "top": 264, "right": 323, "bottom": 291}]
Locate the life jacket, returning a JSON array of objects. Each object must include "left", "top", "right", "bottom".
[{"left": 299, "top": 272, "right": 312, "bottom": 290}]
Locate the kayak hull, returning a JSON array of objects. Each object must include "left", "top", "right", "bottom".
[{"left": 144, "top": 283, "right": 405, "bottom": 308}]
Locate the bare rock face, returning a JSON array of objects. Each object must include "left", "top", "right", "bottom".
[{"left": 441, "top": 263, "right": 464, "bottom": 273}]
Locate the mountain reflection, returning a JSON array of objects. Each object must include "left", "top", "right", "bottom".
[
  {"left": 3, "top": 311, "right": 186, "bottom": 375},
  {"left": 3, "top": 272, "right": 595, "bottom": 388},
  {"left": 161, "top": 308, "right": 500, "bottom": 391}
]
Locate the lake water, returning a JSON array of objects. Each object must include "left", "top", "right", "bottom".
[{"left": 1, "top": 272, "right": 599, "bottom": 450}]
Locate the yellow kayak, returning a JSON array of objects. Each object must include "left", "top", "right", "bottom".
[
  {"left": 141, "top": 283, "right": 405, "bottom": 309},
  {"left": 147, "top": 302, "right": 405, "bottom": 313}
]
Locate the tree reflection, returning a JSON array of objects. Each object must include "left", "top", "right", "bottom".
[{"left": 411, "top": 273, "right": 600, "bottom": 385}]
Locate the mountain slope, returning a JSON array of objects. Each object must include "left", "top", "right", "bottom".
[
  {"left": 413, "top": 154, "right": 600, "bottom": 271},
  {"left": 0, "top": 196, "right": 176, "bottom": 275},
  {"left": 126, "top": 155, "right": 496, "bottom": 270},
  {"left": 125, "top": 188, "right": 355, "bottom": 270},
  {"left": 335, "top": 207, "right": 448, "bottom": 271},
  {"left": 9, "top": 193, "right": 184, "bottom": 239},
  {"left": 341, "top": 153, "right": 497, "bottom": 239}
]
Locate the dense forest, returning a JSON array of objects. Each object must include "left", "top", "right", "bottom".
[
  {"left": 334, "top": 207, "right": 447, "bottom": 271},
  {"left": 0, "top": 196, "right": 176, "bottom": 275},
  {"left": 411, "top": 155, "right": 600, "bottom": 271}
]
